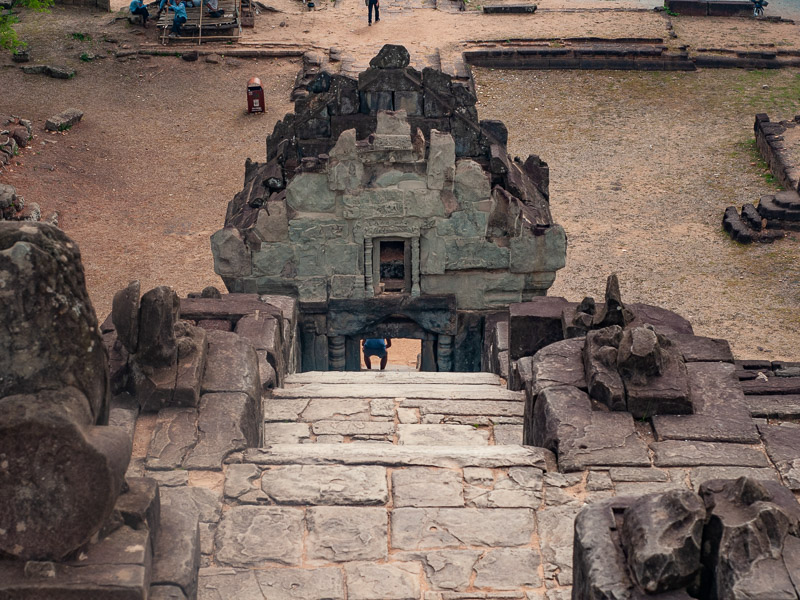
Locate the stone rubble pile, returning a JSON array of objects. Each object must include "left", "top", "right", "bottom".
[
  {"left": 723, "top": 114, "right": 800, "bottom": 244},
  {"left": 573, "top": 476, "right": 800, "bottom": 599},
  {"left": 0, "top": 115, "right": 32, "bottom": 167}
]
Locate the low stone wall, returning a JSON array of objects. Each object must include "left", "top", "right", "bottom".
[
  {"left": 754, "top": 113, "right": 800, "bottom": 194},
  {"left": 666, "top": 0, "right": 754, "bottom": 16}
]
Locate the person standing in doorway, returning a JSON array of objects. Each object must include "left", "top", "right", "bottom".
[
  {"left": 366, "top": 0, "right": 379, "bottom": 26},
  {"left": 363, "top": 338, "right": 391, "bottom": 370}
]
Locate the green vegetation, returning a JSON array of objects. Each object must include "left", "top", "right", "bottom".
[
  {"left": 71, "top": 31, "right": 92, "bottom": 41},
  {"left": 2, "top": 0, "right": 54, "bottom": 51},
  {"left": 734, "top": 139, "right": 783, "bottom": 190},
  {"left": 79, "top": 51, "right": 92, "bottom": 62}
]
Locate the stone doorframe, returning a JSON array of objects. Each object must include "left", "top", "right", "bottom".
[{"left": 326, "top": 295, "right": 457, "bottom": 372}]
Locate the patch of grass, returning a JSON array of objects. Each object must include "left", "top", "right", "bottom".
[
  {"left": 71, "top": 32, "right": 92, "bottom": 41},
  {"left": 664, "top": 7, "right": 678, "bottom": 16},
  {"left": 79, "top": 52, "right": 92, "bottom": 62},
  {"left": 57, "top": 122, "right": 72, "bottom": 132},
  {"left": 734, "top": 138, "right": 784, "bottom": 190}
]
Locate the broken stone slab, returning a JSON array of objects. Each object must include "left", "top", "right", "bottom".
[
  {"left": 391, "top": 508, "right": 535, "bottom": 549},
  {"left": 260, "top": 465, "right": 388, "bottom": 505},
  {"left": 0, "top": 528, "right": 150, "bottom": 598},
  {"left": 201, "top": 330, "right": 260, "bottom": 404},
  {"left": 151, "top": 492, "right": 200, "bottom": 599},
  {"left": 306, "top": 506, "right": 388, "bottom": 562},
  {"left": 132, "top": 359, "right": 178, "bottom": 412},
  {"left": 652, "top": 441, "right": 770, "bottom": 468},
  {"left": 625, "top": 348, "right": 691, "bottom": 419},
  {"left": 689, "top": 466, "right": 780, "bottom": 490},
  {"left": 508, "top": 297, "right": 571, "bottom": 360},
  {"left": 393, "top": 468, "right": 465, "bottom": 507},
  {"left": 115, "top": 477, "right": 161, "bottom": 545},
  {"left": 247, "top": 443, "right": 555, "bottom": 471},
  {"left": 215, "top": 505, "right": 304, "bottom": 566},
  {"left": 160, "top": 482, "right": 221, "bottom": 525},
  {"left": 465, "top": 470, "right": 543, "bottom": 509},
  {"left": 530, "top": 385, "right": 651, "bottom": 472},
  {"left": 44, "top": 108, "right": 82, "bottom": 131},
  {"left": 255, "top": 567, "right": 345, "bottom": 600},
  {"left": 621, "top": 489, "right": 705, "bottom": 594},
  {"left": 145, "top": 407, "right": 198, "bottom": 470},
  {"left": 136, "top": 286, "right": 180, "bottom": 368},
  {"left": 183, "top": 392, "right": 259, "bottom": 470},
  {"left": 665, "top": 334, "right": 734, "bottom": 363},
  {"left": 609, "top": 467, "right": 670, "bottom": 482},
  {"left": 234, "top": 313, "right": 284, "bottom": 381},
  {"left": 396, "top": 549, "right": 481, "bottom": 592},
  {"left": 746, "top": 394, "right": 800, "bottom": 418},
  {"left": 740, "top": 376, "right": 800, "bottom": 395},
  {"left": 112, "top": 280, "right": 141, "bottom": 354},
  {"left": 530, "top": 337, "right": 587, "bottom": 395},
  {"left": 224, "top": 463, "right": 266, "bottom": 503},
  {"left": 758, "top": 423, "right": 800, "bottom": 490},
  {"left": 397, "top": 424, "right": 490, "bottom": 446},
  {"left": 583, "top": 326, "right": 626, "bottom": 411},
  {"left": 264, "top": 398, "right": 309, "bottom": 422},
  {"left": 345, "top": 562, "right": 421, "bottom": 600},
  {"left": 572, "top": 498, "right": 638, "bottom": 600},
  {"left": 173, "top": 322, "right": 208, "bottom": 408},
  {"left": 698, "top": 477, "right": 800, "bottom": 600}
]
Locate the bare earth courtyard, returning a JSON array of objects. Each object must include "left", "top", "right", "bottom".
[{"left": 3, "top": 1, "right": 800, "bottom": 361}]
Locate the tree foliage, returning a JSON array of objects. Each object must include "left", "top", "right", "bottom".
[{"left": 1, "top": 0, "right": 54, "bottom": 51}]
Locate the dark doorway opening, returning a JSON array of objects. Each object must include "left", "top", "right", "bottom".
[{"left": 379, "top": 239, "right": 407, "bottom": 293}]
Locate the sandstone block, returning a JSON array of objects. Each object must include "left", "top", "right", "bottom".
[
  {"left": 261, "top": 465, "right": 388, "bottom": 505},
  {"left": 215, "top": 506, "right": 303, "bottom": 566},
  {"left": 306, "top": 507, "right": 388, "bottom": 561}
]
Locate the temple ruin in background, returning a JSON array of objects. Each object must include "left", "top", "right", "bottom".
[{"left": 212, "top": 44, "right": 566, "bottom": 372}]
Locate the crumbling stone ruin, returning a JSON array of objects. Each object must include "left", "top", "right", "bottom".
[
  {"left": 723, "top": 114, "right": 800, "bottom": 244},
  {"left": 0, "top": 115, "right": 31, "bottom": 169},
  {"left": 573, "top": 477, "right": 800, "bottom": 599},
  {"left": 212, "top": 44, "right": 566, "bottom": 371},
  {"left": 0, "top": 222, "right": 134, "bottom": 573}
]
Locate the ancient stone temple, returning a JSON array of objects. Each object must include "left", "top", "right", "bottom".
[{"left": 212, "top": 44, "right": 566, "bottom": 372}]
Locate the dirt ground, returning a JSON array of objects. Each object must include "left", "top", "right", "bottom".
[{"left": 2, "top": 3, "right": 799, "bottom": 363}]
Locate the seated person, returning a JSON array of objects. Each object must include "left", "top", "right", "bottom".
[
  {"left": 204, "top": 0, "right": 224, "bottom": 18},
  {"left": 362, "top": 338, "right": 391, "bottom": 370},
  {"left": 166, "top": 0, "right": 187, "bottom": 37},
  {"left": 129, "top": 0, "right": 151, "bottom": 26}
]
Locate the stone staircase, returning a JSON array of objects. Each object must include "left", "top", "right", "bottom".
[{"left": 200, "top": 371, "right": 567, "bottom": 600}]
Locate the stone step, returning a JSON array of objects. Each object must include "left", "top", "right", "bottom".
[
  {"left": 773, "top": 190, "right": 800, "bottom": 210},
  {"left": 244, "top": 443, "right": 555, "bottom": 470},
  {"left": 275, "top": 382, "right": 524, "bottom": 401},
  {"left": 284, "top": 370, "right": 506, "bottom": 386}
]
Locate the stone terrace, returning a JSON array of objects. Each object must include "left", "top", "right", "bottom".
[{"left": 193, "top": 370, "right": 786, "bottom": 600}]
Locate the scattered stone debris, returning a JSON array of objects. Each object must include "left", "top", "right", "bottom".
[
  {"left": 20, "top": 64, "right": 76, "bottom": 79},
  {"left": 0, "top": 115, "right": 32, "bottom": 167},
  {"left": 10, "top": 48, "right": 30, "bottom": 63},
  {"left": 573, "top": 476, "right": 800, "bottom": 599},
  {"left": 45, "top": 108, "right": 84, "bottom": 132}
]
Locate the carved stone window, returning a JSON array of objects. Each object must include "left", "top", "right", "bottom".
[{"left": 364, "top": 234, "right": 420, "bottom": 298}]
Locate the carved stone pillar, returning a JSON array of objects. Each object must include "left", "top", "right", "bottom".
[
  {"left": 411, "top": 236, "right": 420, "bottom": 297},
  {"left": 328, "top": 335, "right": 346, "bottom": 371},
  {"left": 437, "top": 334, "right": 453, "bottom": 372},
  {"left": 365, "top": 238, "right": 374, "bottom": 297}
]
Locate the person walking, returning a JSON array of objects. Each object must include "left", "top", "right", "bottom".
[
  {"left": 362, "top": 338, "right": 391, "bottom": 370},
  {"left": 366, "top": 0, "right": 379, "bottom": 26}
]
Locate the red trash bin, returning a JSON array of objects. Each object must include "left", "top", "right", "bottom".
[{"left": 247, "top": 77, "right": 265, "bottom": 113}]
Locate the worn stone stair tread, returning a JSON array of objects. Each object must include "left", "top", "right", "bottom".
[
  {"left": 244, "top": 443, "right": 555, "bottom": 470},
  {"left": 274, "top": 383, "right": 524, "bottom": 401},
  {"left": 284, "top": 371, "right": 505, "bottom": 386}
]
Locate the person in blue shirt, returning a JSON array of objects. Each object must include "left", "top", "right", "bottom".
[
  {"left": 129, "top": 0, "right": 151, "bottom": 26},
  {"left": 363, "top": 338, "right": 391, "bottom": 370},
  {"left": 204, "top": 0, "right": 224, "bottom": 18},
  {"left": 166, "top": 0, "right": 188, "bottom": 37}
]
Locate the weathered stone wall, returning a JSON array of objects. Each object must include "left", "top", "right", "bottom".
[
  {"left": 755, "top": 113, "right": 800, "bottom": 194},
  {"left": 214, "top": 108, "right": 566, "bottom": 310}
]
